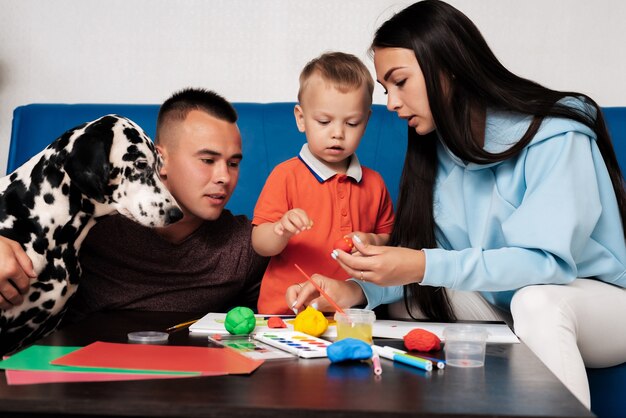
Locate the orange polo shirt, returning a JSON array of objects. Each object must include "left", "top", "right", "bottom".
[{"left": 253, "top": 144, "right": 395, "bottom": 314}]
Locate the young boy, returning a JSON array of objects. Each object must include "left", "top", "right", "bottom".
[{"left": 252, "top": 52, "right": 395, "bottom": 314}]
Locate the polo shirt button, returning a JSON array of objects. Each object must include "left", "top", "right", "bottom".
[
  {"left": 339, "top": 193, "right": 345, "bottom": 199},
  {"left": 341, "top": 210, "right": 347, "bottom": 216}
]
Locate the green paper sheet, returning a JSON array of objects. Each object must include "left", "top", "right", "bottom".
[{"left": 0, "top": 345, "right": 198, "bottom": 375}]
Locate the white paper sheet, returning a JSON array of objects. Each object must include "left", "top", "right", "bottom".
[
  {"left": 373, "top": 320, "right": 519, "bottom": 344},
  {"left": 190, "top": 313, "right": 518, "bottom": 343}
]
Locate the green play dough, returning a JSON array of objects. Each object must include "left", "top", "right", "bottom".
[{"left": 224, "top": 306, "right": 256, "bottom": 335}]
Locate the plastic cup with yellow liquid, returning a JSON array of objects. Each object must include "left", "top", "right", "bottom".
[{"left": 334, "top": 309, "right": 376, "bottom": 344}]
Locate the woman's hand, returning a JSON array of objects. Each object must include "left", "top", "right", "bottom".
[
  {"left": 0, "top": 236, "right": 36, "bottom": 309},
  {"left": 331, "top": 235, "right": 425, "bottom": 286},
  {"left": 285, "top": 274, "right": 366, "bottom": 313}
]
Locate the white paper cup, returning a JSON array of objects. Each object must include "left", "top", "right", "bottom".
[{"left": 443, "top": 325, "right": 488, "bottom": 367}]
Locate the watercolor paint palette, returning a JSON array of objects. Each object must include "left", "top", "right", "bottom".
[
  {"left": 253, "top": 331, "right": 331, "bottom": 358},
  {"left": 208, "top": 335, "right": 294, "bottom": 360}
]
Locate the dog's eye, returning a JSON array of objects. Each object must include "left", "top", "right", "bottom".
[{"left": 134, "top": 160, "right": 149, "bottom": 170}]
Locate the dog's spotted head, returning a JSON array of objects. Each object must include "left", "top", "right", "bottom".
[{"left": 63, "top": 115, "right": 183, "bottom": 227}]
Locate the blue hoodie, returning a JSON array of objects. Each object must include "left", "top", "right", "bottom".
[{"left": 358, "top": 99, "right": 626, "bottom": 311}]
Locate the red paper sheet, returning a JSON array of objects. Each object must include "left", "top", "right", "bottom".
[{"left": 51, "top": 342, "right": 264, "bottom": 375}]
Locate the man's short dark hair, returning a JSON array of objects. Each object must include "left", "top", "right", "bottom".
[{"left": 156, "top": 88, "right": 237, "bottom": 143}]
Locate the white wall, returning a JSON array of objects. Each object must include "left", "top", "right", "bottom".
[{"left": 1, "top": 0, "right": 625, "bottom": 175}]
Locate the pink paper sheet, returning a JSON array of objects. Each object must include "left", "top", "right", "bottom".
[{"left": 5, "top": 369, "right": 200, "bottom": 385}]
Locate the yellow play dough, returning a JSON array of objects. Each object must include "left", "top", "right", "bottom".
[{"left": 294, "top": 306, "right": 329, "bottom": 337}]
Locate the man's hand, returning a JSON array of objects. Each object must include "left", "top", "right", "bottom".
[{"left": 0, "top": 236, "right": 36, "bottom": 309}]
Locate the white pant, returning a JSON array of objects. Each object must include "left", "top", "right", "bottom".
[
  {"left": 387, "top": 279, "right": 626, "bottom": 410},
  {"left": 511, "top": 279, "right": 626, "bottom": 409}
]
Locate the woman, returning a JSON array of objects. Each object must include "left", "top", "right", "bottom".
[{"left": 288, "top": 0, "right": 626, "bottom": 409}]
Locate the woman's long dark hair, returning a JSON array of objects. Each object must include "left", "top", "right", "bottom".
[{"left": 373, "top": 0, "right": 626, "bottom": 321}]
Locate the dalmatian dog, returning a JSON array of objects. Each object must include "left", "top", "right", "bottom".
[{"left": 0, "top": 114, "right": 183, "bottom": 354}]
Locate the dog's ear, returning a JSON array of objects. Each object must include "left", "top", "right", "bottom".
[{"left": 64, "top": 127, "right": 113, "bottom": 203}]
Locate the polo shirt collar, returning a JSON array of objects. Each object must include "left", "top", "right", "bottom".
[{"left": 298, "top": 143, "right": 363, "bottom": 183}]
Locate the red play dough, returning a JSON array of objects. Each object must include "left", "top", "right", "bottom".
[
  {"left": 267, "top": 317, "right": 287, "bottom": 328},
  {"left": 404, "top": 328, "right": 441, "bottom": 352},
  {"left": 333, "top": 237, "right": 354, "bottom": 253}
]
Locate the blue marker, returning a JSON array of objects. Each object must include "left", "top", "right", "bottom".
[
  {"left": 372, "top": 345, "right": 433, "bottom": 372},
  {"left": 413, "top": 353, "right": 446, "bottom": 369}
]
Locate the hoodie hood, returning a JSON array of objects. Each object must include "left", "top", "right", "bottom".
[{"left": 439, "top": 97, "right": 597, "bottom": 171}]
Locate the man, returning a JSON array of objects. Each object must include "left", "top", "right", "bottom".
[{"left": 0, "top": 88, "right": 268, "bottom": 323}]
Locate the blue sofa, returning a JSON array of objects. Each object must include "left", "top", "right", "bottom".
[
  {"left": 6, "top": 103, "right": 626, "bottom": 417},
  {"left": 7, "top": 103, "right": 407, "bottom": 219}
]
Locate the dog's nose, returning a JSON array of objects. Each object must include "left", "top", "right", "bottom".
[{"left": 165, "top": 207, "right": 184, "bottom": 225}]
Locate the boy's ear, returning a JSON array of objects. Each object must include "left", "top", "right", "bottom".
[{"left": 294, "top": 104, "right": 306, "bottom": 133}]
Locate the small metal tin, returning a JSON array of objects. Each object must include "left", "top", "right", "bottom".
[{"left": 127, "top": 331, "right": 169, "bottom": 344}]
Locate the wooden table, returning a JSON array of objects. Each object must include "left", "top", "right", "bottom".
[{"left": 0, "top": 311, "right": 593, "bottom": 418}]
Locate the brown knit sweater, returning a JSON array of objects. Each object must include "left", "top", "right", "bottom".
[{"left": 62, "top": 211, "right": 268, "bottom": 325}]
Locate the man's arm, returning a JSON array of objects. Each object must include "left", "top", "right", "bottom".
[{"left": 0, "top": 236, "right": 36, "bottom": 309}]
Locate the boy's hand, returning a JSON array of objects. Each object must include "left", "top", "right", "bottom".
[
  {"left": 286, "top": 273, "right": 365, "bottom": 314},
  {"left": 274, "top": 208, "right": 313, "bottom": 238},
  {"left": 346, "top": 232, "right": 390, "bottom": 249},
  {"left": 333, "top": 236, "right": 354, "bottom": 253},
  {"left": 347, "top": 232, "right": 372, "bottom": 247}
]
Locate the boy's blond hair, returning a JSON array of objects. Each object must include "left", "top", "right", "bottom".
[{"left": 297, "top": 52, "right": 374, "bottom": 106}]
